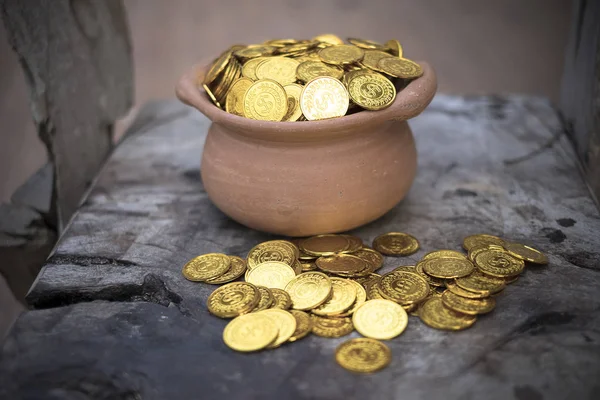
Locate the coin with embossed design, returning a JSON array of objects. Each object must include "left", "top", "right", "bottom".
[
  {"left": 288, "top": 310, "right": 312, "bottom": 342},
  {"left": 441, "top": 290, "right": 496, "bottom": 315},
  {"left": 247, "top": 240, "right": 298, "bottom": 269},
  {"left": 503, "top": 242, "right": 548, "bottom": 265},
  {"left": 378, "top": 270, "right": 430, "bottom": 304},
  {"left": 205, "top": 256, "right": 247, "bottom": 284},
  {"left": 243, "top": 79, "right": 288, "bottom": 121},
  {"left": 182, "top": 253, "right": 231, "bottom": 282},
  {"left": 312, "top": 278, "right": 357, "bottom": 316},
  {"left": 285, "top": 271, "right": 332, "bottom": 310},
  {"left": 335, "top": 338, "right": 391, "bottom": 373},
  {"left": 311, "top": 315, "right": 354, "bottom": 338},
  {"left": 372, "top": 232, "right": 419, "bottom": 256},
  {"left": 245, "top": 262, "right": 296, "bottom": 289},
  {"left": 420, "top": 257, "right": 475, "bottom": 279},
  {"left": 474, "top": 249, "right": 524, "bottom": 278},
  {"left": 269, "top": 288, "right": 292, "bottom": 310},
  {"left": 223, "top": 312, "right": 278, "bottom": 352},
  {"left": 318, "top": 44, "right": 365, "bottom": 65},
  {"left": 207, "top": 281, "right": 260, "bottom": 318},
  {"left": 300, "top": 77, "right": 349, "bottom": 120},
  {"left": 418, "top": 297, "right": 476, "bottom": 331},
  {"left": 352, "top": 299, "right": 408, "bottom": 340},
  {"left": 347, "top": 72, "right": 396, "bottom": 111}
]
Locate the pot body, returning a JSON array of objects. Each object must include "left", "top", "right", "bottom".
[{"left": 200, "top": 120, "right": 417, "bottom": 236}]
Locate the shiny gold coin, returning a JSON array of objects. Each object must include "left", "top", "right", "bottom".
[
  {"left": 445, "top": 281, "right": 490, "bottom": 299},
  {"left": 352, "top": 247, "right": 384, "bottom": 271},
  {"left": 503, "top": 242, "right": 548, "bottom": 265},
  {"left": 441, "top": 290, "right": 496, "bottom": 315},
  {"left": 313, "top": 33, "right": 345, "bottom": 45},
  {"left": 234, "top": 45, "right": 277, "bottom": 60},
  {"left": 252, "top": 286, "right": 275, "bottom": 312},
  {"left": 316, "top": 254, "right": 370, "bottom": 276},
  {"left": 418, "top": 297, "right": 476, "bottom": 331},
  {"left": 205, "top": 256, "right": 247, "bottom": 284},
  {"left": 241, "top": 56, "right": 267, "bottom": 80},
  {"left": 347, "top": 72, "right": 396, "bottom": 111},
  {"left": 225, "top": 78, "right": 254, "bottom": 117},
  {"left": 377, "top": 57, "right": 423, "bottom": 79},
  {"left": 341, "top": 235, "right": 363, "bottom": 253},
  {"left": 258, "top": 309, "right": 297, "bottom": 348},
  {"left": 366, "top": 279, "right": 385, "bottom": 300},
  {"left": 354, "top": 272, "right": 381, "bottom": 288},
  {"left": 378, "top": 271, "right": 430, "bottom": 304},
  {"left": 202, "top": 84, "right": 222, "bottom": 109},
  {"left": 282, "top": 83, "right": 304, "bottom": 122},
  {"left": 348, "top": 37, "right": 386, "bottom": 50},
  {"left": 300, "top": 234, "right": 350, "bottom": 256},
  {"left": 455, "top": 271, "right": 506, "bottom": 294},
  {"left": 204, "top": 49, "right": 233, "bottom": 86},
  {"left": 422, "top": 249, "right": 467, "bottom": 260},
  {"left": 223, "top": 313, "right": 278, "bottom": 352},
  {"left": 245, "top": 262, "right": 296, "bottom": 289},
  {"left": 419, "top": 257, "right": 475, "bottom": 279},
  {"left": 300, "top": 77, "right": 349, "bottom": 120},
  {"left": 270, "top": 288, "right": 292, "bottom": 310},
  {"left": 372, "top": 232, "right": 420, "bottom": 256},
  {"left": 247, "top": 240, "right": 298, "bottom": 269},
  {"left": 474, "top": 249, "right": 525, "bottom": 278},
  {"left": 207, "top": 282, "right": 260, "bottom": 318},
  {"left": 361, "top": 50, "right": 393, "bottom": 71},
  {"left": 318, "top": 44, "right": 365, "bottom": 65},
  {"left": 243, "top": 79, "right": 288, "bottom": 121},
  {"left": 300, "top": 261, "right": 318, "bottom": 272},
  {"left": 296, "top": 60, "right": 344, "bottom": 82},
  {"left": 182, "top": 253, "right": 231, "bottom": 282},
  {"left": 468, "top": 244, "right": 505, "bottom": 262},
  {"left": 311, "top": 315, "right": 354, "bottom": 338},
  {"left": 352, "top": 299, "right": 408, "bottom": 340},
  {"left": 292, "top": 259, "right": 303, "bottom": 275},
  {"left": 285, "top": 271, "right": 332, "bottom": 310},
  {"left": 463, "top": 233, "right": 506, "bottom": 251},
  {"left": 312, "top": 278, "right": 357, "bottom": 316},
  {"left": 337, "top": 280, "right": 367, "bottom": 317},
  {"left": 335, "top": 338, "right": 391, "bottom": 373},
  {"left": 255, "top": 57, "right": 300, "bottom": 86},
  {"left": 384, "top": 39, "right": 403, "bottom": 57},
  {"left": 288, "top": 310, "right": 313, "bottom": 342},
  {"left": 415, "top": 262, "right": 446, "bottom": 287}
]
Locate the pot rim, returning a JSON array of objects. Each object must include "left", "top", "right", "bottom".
[{"left": 176, "top": 57, "right": 437, "bottom": 141}]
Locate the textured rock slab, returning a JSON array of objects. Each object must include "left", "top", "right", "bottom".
[{"left": 2, "top": 95, "right": 600, "bottom": 399}]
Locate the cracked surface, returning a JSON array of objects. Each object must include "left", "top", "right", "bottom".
[{"left": 2, "top": 96, "right": 600, "bottom": 399}]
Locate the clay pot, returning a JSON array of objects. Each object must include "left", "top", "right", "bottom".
[{"left": 176, "top": 61, "right": 437, "bottom": 237}]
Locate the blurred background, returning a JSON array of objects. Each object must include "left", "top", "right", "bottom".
[{"left": 0, "top": 0, "right": 572, "bottom": 331}]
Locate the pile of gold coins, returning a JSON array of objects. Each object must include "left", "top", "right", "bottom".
[
  {"left": 200, "top": 34, "right": 423, "bottom": 121},
  {"left": 182, "top": 232, "right": 547, "bottom": 374}
]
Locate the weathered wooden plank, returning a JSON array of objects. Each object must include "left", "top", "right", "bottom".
[
  {"left": 0, "top": 0, "right": 133, "bottom": 229},
  {"left": 2, "top": 96, "right": 600, "bottom": 399}
]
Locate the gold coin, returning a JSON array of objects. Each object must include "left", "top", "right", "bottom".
[
  {"left": 225, "top": 78, "right": 254, "bottom": 117},
  {"left": 384, "top": 39, "right": 403, "bottom": 57},
  {"left": 311, "top": 315, "right": 354, "bottom": 338},
  {"left": 335, "top": 338, "right": 391, "bottom": 373},
  {"left": 415, "top": 262, "right": 446, "bottom": 287},
  {"left": 352, "top": 247, "right": 384, "bottom": 271},
  {"left": 285, "top": 271, "right": 332, "bottom": 310},
  {"left": 300, "top": 77, "right": 349, "bottom": 120},
  {"left": 252, "top": 286, "right": 274, "bottom": 312},
  {"left": 422, "top": 249, "right": 467, "bottom": 260},
  {"left": 241, "top": 57, "right": 267, "bottom": 80},
  {"left": 247, "top": 240, "right": 297, "bottom": 269},
  {"left": 205, "top": 255, "right": 247, "bottom": 284},
  {"left": 378, "top": 270, "right": 430, "bottom": 304},
  {"left": 316, "top": 254, "right": 370, "bottom": 276},
  {"left": 348, "top": 37, "right": 386, "bottom": 50},
  {"left": 503, "top": 242, "right": 548, "bottom": 265},
  {"left": 445, "top": 281, "right": 489, "bottom": 299},
  {"left": 258, "top": 309, "right": 297, "bottom": 348},
  {"left": 319, "top": 44, "right": 365, "bottom": 65},
  {"left": 204, "top": 49, "right": 233, "bottom": 86},
  {"left": 255, "top": 57, "right": 300, "bottom": 86},
  {"left": 366, "top": 279, "right": 385, "bottom": 300},
  {"left": 207, "top": 282, "right": 259, "bottom": 318},
  {"left": 347, "top": 72, "right": 396, "bottom": 111},
  {"left": 455, "top": 271, "right": 505, "bottom": 294},
  {"left": 264, "top": 38, "right": 302, "bottom": 47},
  {"left": 418, "top": 297, "right": 476, "bottom": 331},
  {"left": 300, "top": 234, "right": 350, "bottom": 256},
  {"left": 202, "top": 84, "right": 222, "bottom": 109},
  {"left": 312, "top": 278, "right": 357, "bottom": 316},
  {"left": 270, "top": 288, "right": 292, "bottom": 310},
  {"left": 352, "top": 299, "right": 408, "bottom": 340},
  {"left": 223, "top": 313, "right": 278, "bottom": 352},
  {"left": 337, "top": 280, "right": 367, "bottom": 317},
  {"left": 372, "top": 232, "right": 419, "bottom": 256},
  {"left": 182, "top": 253, "right": 231, "bottom": 282},
  {"left": 377, "top": 57, "right": 423, "bottom": 79},
  {"left": 474, "top": 249, "right": 524, "bottom": 278},
  {"left": 312, "top": 33, "right": 345, "bottom": 45},
  {"left": 234, "top": 45, "right": 277, "bottom": 60},
  {"left": 341, "top": 235, "right": 363, "bottom": 253},
  {"left": 296, "top": 60, "right": 344, "bottom": 82},
  {"left": 504, "top": 275, "right": 519, "bottom": 284},
  {"left": 245, "top": 262, "right": 296, "bottom": 289},
  {"left": 441, "top": 290, "right": 496, "bottom": 315},
  {"left": 419, "top": 257, "right": 475, "bottom": 279},
  {"left": 354, "top": 272, "right": 381, "bottom": 288},
  {"left": 288, "top": 310, "right": 313, "bottom": 342},
  {"left": 392, "top": 265, "right": 417, "bottom": 273},
  {"left": 300, "top": 261, "right": 318, "bottom": 272},
  {"left": 468, "top": 244, "right": 505, "bottom": 262},
  {"left": 463, "top": 233, "right": 506, "bottom": 251},
  {"left": 282, "top": 83, "right": 304, "bottom": 122},
  {"left": 243, "top": 79, "right": 288, "bottom": 121},
  {"left": 361, "top": 50, "right": 393, "bottom": 71}
]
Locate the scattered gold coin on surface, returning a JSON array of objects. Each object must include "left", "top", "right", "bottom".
[{"left": 335, "top": 338, "right": 392, "bottom": 373}]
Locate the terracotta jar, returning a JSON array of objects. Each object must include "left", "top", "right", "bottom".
[{"left": 176, "top": 61, "right": 437, "bottom": 237}]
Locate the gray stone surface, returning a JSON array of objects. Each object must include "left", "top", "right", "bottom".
[{"left": 1, "top": 95, "right": 600, "bottom": 400}]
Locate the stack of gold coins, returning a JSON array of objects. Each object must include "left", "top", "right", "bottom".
[
  {"left": 200, "top": 34, "right": 423, "bottom": 122},
  {"left": 182, "top": 231, "right": 547, "bottom": 373}
]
